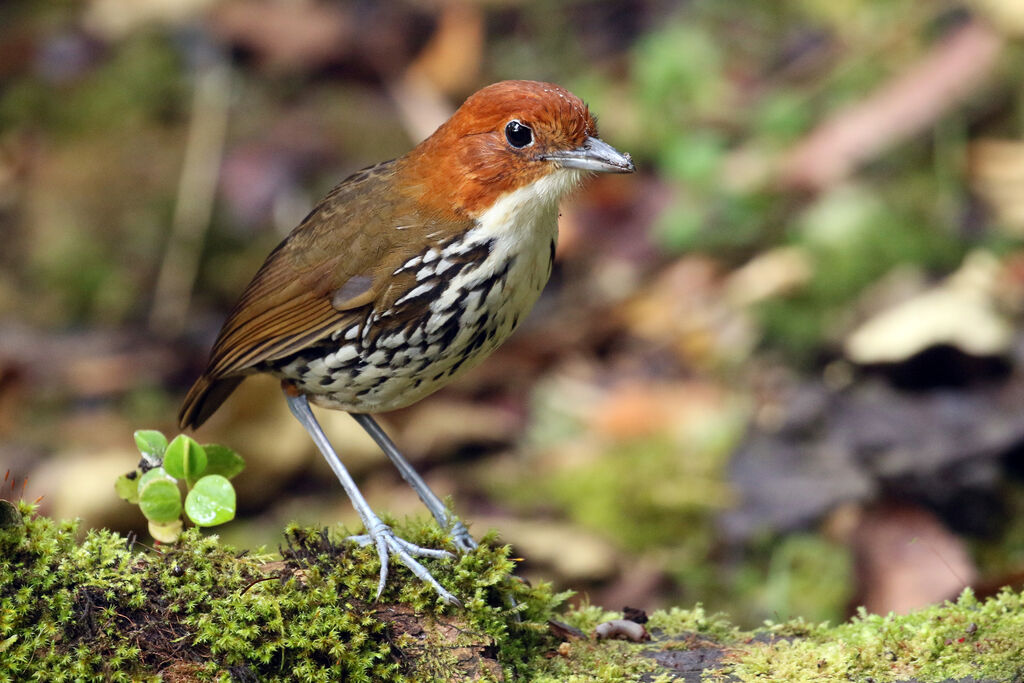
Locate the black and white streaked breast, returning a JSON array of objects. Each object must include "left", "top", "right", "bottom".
[{"left": 269, "top": 166, "right": 573, "bottom": 412}]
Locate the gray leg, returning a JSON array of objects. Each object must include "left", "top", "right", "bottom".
[
  {"left": 351, "top": 413, "right": 478, "bottom": 552},
  {"left": 284, "top": 390, "right": 460, "bottom": 605}
]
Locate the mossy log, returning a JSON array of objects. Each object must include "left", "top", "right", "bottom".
[{"left": 1, "top": 500, "right": 1022, "bottom": 682}]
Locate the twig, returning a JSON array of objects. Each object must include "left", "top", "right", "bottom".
[
  {"left": 149, "top": 52, "right": 232, "bottom": 336},
  {"left": 780, "top": 20, "right": 1003, "bottom": 192}
]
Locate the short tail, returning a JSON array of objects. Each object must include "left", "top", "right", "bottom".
[{"left": 178, "top": 375, "right": 245, "bottom": 430}]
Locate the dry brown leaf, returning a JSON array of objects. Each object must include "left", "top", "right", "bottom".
[
  {"left": 405, "top": 2, "right": 483, "bottom": 95},
  {"left": 623, "top": 257, "right": 758, "bottom": 368},
  {"left": 589, "top": 380, "right": 729, "bottom": 441},
  {"left": 591, "top": 562, "right": 668, "bottom": 615},
  {"left": 724, "top": 246, "right": 814, "bottom": 307},
  {"left": 995, "top": 249, "right": 1024, "bottom": 311},
  {"left": 847, "top": 503, "right": 977, "bottom": 615},
  {"left": 386, "top": 1, "right": 486, "bottom": 142},
  {"left": 844, "top": 251, "right": 1011, "bottom": 364}
]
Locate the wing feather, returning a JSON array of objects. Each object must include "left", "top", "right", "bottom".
[{"left": 178, "top": 158, "right": 473, "bottom": 430}]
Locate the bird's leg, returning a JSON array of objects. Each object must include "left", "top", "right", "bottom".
[
  {"left": 351, "top": 413, "right": 525, "bottom": 616},
  {"left": 350, "top": 413, "right": 478, "bottom": 553},
  {"left": 283, "top": 388, "right": 460, "bottom": 605}
]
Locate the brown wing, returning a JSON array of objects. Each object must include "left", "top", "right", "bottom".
[
  {"left": 178, "top": 160, "right": 468, "bottom": 429},
  {"left": 200, "top": 250, "right": 361, "bottom": 378}
]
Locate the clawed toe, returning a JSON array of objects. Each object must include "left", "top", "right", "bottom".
[
  {"left": 449, "top": 520, "right": 478, "bottom": 553},
  {"left": 345, "top": 532, "right": 455, "bottom": 559},
  {"left": 347, "top": 523, "right": 460, "bottom": 605},
  {"left": 285, "top": 395, "right": 463, "bottom": 605}
]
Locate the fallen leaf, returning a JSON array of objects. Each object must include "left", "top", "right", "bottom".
[
  {"left": 844, "top": 251, "right": 1012, "bottom": 364},
  {"left": 847, "top": 503, "right": 977, "bottom": 615}
]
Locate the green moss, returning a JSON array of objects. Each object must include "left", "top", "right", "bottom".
[
  {"left": 710, "top": 589, "right": 1024, "bottom": 682},
  {"left": 646, "top": 603, "right": 739, "bottom": 643},
  {"left": 0, "top": 504, "right": 148, "bottom": 682},
  {"left": 520, "top": 603, "right": 738, "bottom": 682},
  {"left": 4, "top": 503, "right": 1023, "bottom": 681},
  {"left": 532, "top": 592, "right": 1024, "bottom": 682},
  {"left": 526, "top": 593, "right": 1024, "bottom": 681},
  {"left": 527, "top": 638, "right": 662, "bottom": 683},
  {"left": 0, "top": 502, "right": 567, "bottom": 681}
]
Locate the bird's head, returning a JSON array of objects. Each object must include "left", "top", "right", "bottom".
[{"left": 401, "top": 80, "right": 634, "bottom": 219}]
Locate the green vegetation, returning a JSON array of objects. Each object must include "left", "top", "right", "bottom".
[
  {"left": 0, "top": 501, "right": 562, "bottom": 681},
  {"left": 711, "top": 590, "right": 1024, "bottom": 682},
  {"left": 116, "top": 430, "right": 246, "bottom": 543},
  {"left": 2, "top": 502, "right": 1022, "bottom": 681}
]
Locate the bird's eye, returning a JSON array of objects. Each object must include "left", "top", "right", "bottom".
[{"left": 504, "top": 120, "right": 533, "bottom": 148}]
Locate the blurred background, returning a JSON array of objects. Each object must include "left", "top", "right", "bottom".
[{"left": 4, "top": 0, "right": 1024, "bottom": 628}]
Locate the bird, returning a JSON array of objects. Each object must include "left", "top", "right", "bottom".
[{"left": 178, "top": 80, "right": 635, "bottom": 605}]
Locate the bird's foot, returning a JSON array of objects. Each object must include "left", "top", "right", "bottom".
[
  {"left": 448, "top": 519, "right": 478, "bottom": 553},
  {"left": 347, "top": 517, "right": 461, "bottom": 606}
]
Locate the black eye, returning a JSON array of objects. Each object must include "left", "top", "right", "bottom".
[{"left": 504, "top": 120, "right": 533, "bottom": 148}]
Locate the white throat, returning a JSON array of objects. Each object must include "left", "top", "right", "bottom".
[{"left": 473, "top": 167, "right": 585, "bottom": 247}]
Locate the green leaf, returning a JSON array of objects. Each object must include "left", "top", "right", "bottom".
[
  {"left": 114, "top": 471, "right": 140, "bottom": 503},
  {"left": 138, "top": 477, "right": 182, "bottom": 523},
  {"left": 148, "top": 519, "right": 183, "bottom": 544},
  {"left": 163, "top": 434, "right": 207, "bottom": 482},
  {"left": 184, "top": 475, "right": 235, "bottom": 527},
  {"left": 133, "top": 430, "right": 167, "bottom": 464},
  {"left": 201, "top": 444, "right": 245, "bottom": 480},
  {"left": 137, "top": 466, "right": 176, "bottom": 488}
]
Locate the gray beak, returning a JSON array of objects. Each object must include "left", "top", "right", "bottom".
[{"left": 541, "top": 136, "right": 635, "bottom": 174}]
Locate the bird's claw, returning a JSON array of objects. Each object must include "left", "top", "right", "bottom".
[
  {"left": 345, "top": 519, "right": 461, "bottom": 606},
  {"left": 448, "top": 520, "right": 478, "bottom": 553}
]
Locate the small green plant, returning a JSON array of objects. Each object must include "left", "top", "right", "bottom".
[{"left": 116, "top": 430, "right": 245, "bottom": 543}]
